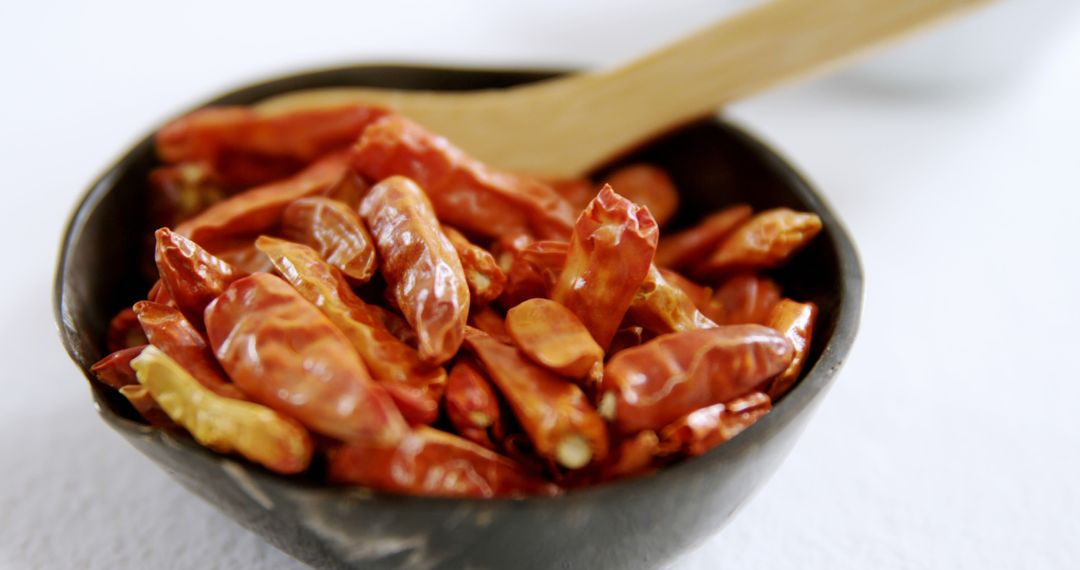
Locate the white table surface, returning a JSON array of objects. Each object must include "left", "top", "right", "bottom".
[{"left": 2, "top": 1, "right": 1078, "bottom": 568}]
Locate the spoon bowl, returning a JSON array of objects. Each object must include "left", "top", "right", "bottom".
[{"left": 54, "top": 64, "right": 862, "bottom": 570}]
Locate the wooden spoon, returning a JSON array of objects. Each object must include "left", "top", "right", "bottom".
[{"left": 257, "top": 0, "right": 991, "bottom": 177}]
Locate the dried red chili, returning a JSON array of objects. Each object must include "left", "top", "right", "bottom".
[
  {"left": 764, "top": 299, "right": 818, "bottom": 399},
  {"left": 359, "top": 176, "right": 470, "bottom": 365},
  {"left": 205, "top": 273, "right": 407, "bottom": 444},
  {"left": 601, "top": 325, "right": 793, "bottom": 435},
  {"left": 281, "top": 196, "right": 378, "bottom": 285},
  {"left": 445, "top": 358, "right": 504, "bottom": 450},
  {"left": 552, "top": 186, "right": 659, "bottom": 348},
  {"left": 659, "top": 392, "right": 772, "bottom": 457}
]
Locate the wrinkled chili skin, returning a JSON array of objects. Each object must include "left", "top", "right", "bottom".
[
  {"left": 603, "top": 164, "right": 679, "bottom": 228},
  {"left": 713, "top": 273, "right": 782, "bottom": 325},
  {"left": 202, "top": 237, "right": 276, "bottom": 274},
  {"left": 464, "top": 328, "right": 609, "bottom": 469},
  {"left": 445, "top": 359, "right": 503, "bottom": 449},
  {"left": 156, "top": 104, "right": 387, "bottom": 186},
  {"left": 106, "top": 307, "right": 147, "bottom": 352},
  {"left": 205, "top": 273, "right": 407, "bottom": 444},
  {"left": 256, "top": 236, "right": 446, "bottom": 425},
  {"left": 654, "top": 204, "right": 752, "bottom": 270},
  {"left": 154, "top": 228, "right": 243, "bottom": 329},
  {"left": 133, "top": 301, "right": 246, "bottom": 400},
  {"left": 282, "top": 197, "right": 378, "bottom": 285},
  {"left": 360, "top": 176, "right": 470, "bottom": 365},
  {"left": 628, "top": 265, "right": 717, "bottom": 335},
  {"left": 552, "top": 186, "right": 659, "bottom": 348},
  {"left": 505, "top": 298, "right": 603, "bottom": 381},
  {"left": 659, "top": 392, "right": 771, "bottom": 457},
  {"left": 176, "top": 151, "right": 351, "bottom": 245},
  {"left": 694, "top": 208, "right": 822, "bottom": 278},
  {"left": 441, "top": 225, "right": 507, "bottom": 305},
  {"left": 500, "top": 240, "right": 568, "bottom": 308},
  {"left": 91, "top": 345, "right": 147, "bottom": 389},
  {"left": 765, "top": 299, "right": 818, "bottom": 399},
  {"left": 600, "top": 430, "right": 661, "bottom": 481},
  {"left": 350, "top": 115, "right": 576, "bottom": 240},
  {"left": 328, "top": 425, "right": 560, "bottom": 498},
  {"left": 602, "top": 325, "right": 793, "bottom": 435},
  {"left": 131, "top": 347, "right": 314, "bottom": 474}
]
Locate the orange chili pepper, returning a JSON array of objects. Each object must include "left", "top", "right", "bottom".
[
  {"left": 464, "top": 328, "right": 609, "bottom": 469},
  {"left": 205, "top": 273, "right": 407, "bottom": 444},
  {"left": 349, "top": 115, "right": 575, "bottom": 240},
  {"left": 157, "top": 104, "right": 387, "bottom": 186},
  {"left": 500, "top": 239, "right": 568, "bottom": 308},
  {"left": 505, "top": 298, "right": 604, "bottom": 382},
  {"left": 118, "top": 384, "right": 175, "bottom": 428},
  {"left": 154, "top": 227, "right": 244, "bottom": 329},
  {"left": 654, "top": 204, "right": 752, "bottom": 270},
  {"left": 656, "top": 268, "right": 725, "bottom": 322},
  {"left": 764, "top": 299, "right": 818, "bottom": 399},
  {"left": 603, "top": 164, "right": 679, "bottom": 228},
  {"left": 282, "top": 196, "right": 378, "bottom": 285},
  {"left": 328, "top": 425, "right": 560, "bottom": 498},
  {"left": 712, "top": 273, "right": 782, "bottom": 325},
  {"left": 90, "top": 345, "right": 146, "bottom": 389},
  {"left": 628, "top": 265, "right": 717, "bottom": 334},
  {"left": 359, "top": 176, "right": 470, "bottom": 365},
  {"left": 176, "top": 151, "right": 351, "bottom": 245},
  {"left": 133, "top": 301, "right": 246, "bottom": 400},
  {"left": 445, "top": 359, "right": 504, "bottom": 450},
  {"left": 658, "top": 392, "right": 771, "bottom": 457},
  {"left": 442, "top": 225, "right": 507, "bottom": 305},
  {"left": 256, "top": 236, "right": 446, "bottom": 425},
  {"left": 694, "top": 208, "right": 822, "bottom": 278},
  {"left": 600, "top": 325, "right": 792, "bottom": 435},
  {"left": 552, "top": 186, "right": 659, "bottom": 348}
]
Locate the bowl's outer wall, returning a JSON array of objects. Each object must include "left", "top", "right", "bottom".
[{"left": 55, "top": 65, "right": 862, "bottom": 570}]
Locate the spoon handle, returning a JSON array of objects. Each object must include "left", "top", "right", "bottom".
[{"left": 258, "top": 0, "right": 992, "bottom": 176}]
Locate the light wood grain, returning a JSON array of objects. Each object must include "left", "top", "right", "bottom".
[{"left": 257, "top": 0, "right": 993, "bottom": 177}]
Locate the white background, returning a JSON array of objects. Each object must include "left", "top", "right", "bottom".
[{"left": 2, "top": 1, "right": 1078, "bottom": 568}]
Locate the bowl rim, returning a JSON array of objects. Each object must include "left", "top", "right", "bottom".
[{"left": 53, "top": 63, "right": 863, "bottom": 506}]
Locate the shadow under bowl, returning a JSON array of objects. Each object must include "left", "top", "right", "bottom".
[{"left": 54, "top": 65, "right": 863, "bottom": 570}]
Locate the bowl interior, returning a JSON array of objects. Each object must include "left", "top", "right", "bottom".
[{"left": 54, "top": 64, "right": 862, "bottom": 569}]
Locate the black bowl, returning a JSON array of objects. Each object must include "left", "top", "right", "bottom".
[{"left": 54, "top": 65, "right": 862, "bottom": 570}]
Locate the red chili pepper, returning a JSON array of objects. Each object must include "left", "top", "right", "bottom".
[
  {"left": 712, "top": 273, "right": 782, "bottom": 325},
  {"left": 601, "top": 325, "right": 792, "bottom": 435},
  {"left": 764, "top": 299, "right": 818, "bottom": 399},
  {"left": 628, "top": 265, "right": 718, "bottom": 334},
  {"left": 441, "top": 225, "right": 507, "bottom": 305},
  {"left": 464, "top": 327, "right": 609, "bottom": 469},
  {"left": 154, "top": 227, "right": 244, "bottom": 329},
  {"left": 467, "top": 306, "right": 512, "bottom": 344},
  {"left": 505, "top": 298, "right": 604, "bottom": 383},
  {"left": 654, "top": 204, "right": 752, "bottom": 270},
  {"left": 256, "top": 236, "right": 446, "bottom": 425},
  {"left": 176, "top": 151, "right": 351, "bottom": 245},
  {"left": 90, "top": 345, "right": 146, "bottom": 389},
  {"left": 445, "top": 358, "right": 504, "bottom": 450},
  {"left": 359, "top": 176, "right": 470, "bottom": 365},
  {"left": 500, "top": 240, "right": 568, "bottom": 308},
  {"left": 133, "top": 301, "right": 246, "bottom": 400},
  {"left": 658, "top": 392, "right": 771, "bottom": 456},
  {"left": 349, "top": 115, "right": 575, "bottom": 240},
  {"left": 693, "top": 208, "right": 822, "bottom": 278},
  {"left": 156, "top": 104, "right": 387, "bottom": 186},
  {"left": 148, "top": 163, "right": 227, "bottom": 228},
  {"left": 552, "top": 186, "right": 659, "bottom": 348},
  {"left": 205, "top": 273, "right": 407, "bottom": 444},
  {"left": 328, "top": 425, "right": 560, "bottom": 498},
  {"left": 282, "top": 196, "right": 378, "bottom": 285},
  {"left": 603, "top": 164, "right": 679, "bottom": 228},
  {"left": 600, "top": 430, "right": 661, "bottom": 481}
]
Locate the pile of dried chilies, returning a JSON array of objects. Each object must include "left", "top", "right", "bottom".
[{"left": 91, "top": 103, "right": 823, "bottom": 498}]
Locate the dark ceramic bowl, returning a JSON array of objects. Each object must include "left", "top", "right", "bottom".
[{"left": 54, "top": 65, "right": 862, "bottom": 570}]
